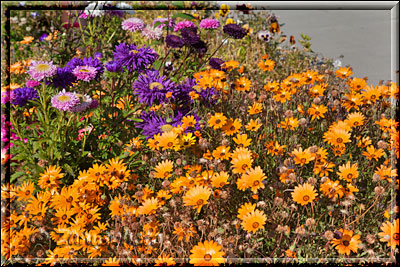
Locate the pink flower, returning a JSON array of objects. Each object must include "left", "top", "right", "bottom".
[
  {"left": 122, "top": 18, "right": 145, "bottom": 32},
  {"left": 199, "top": 18, "right": 220, "bottom": 29},
  {"left": 174, "top": 21, "right": 196, "bottom": 32}
]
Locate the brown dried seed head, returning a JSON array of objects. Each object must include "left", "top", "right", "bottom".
[
  {"left": 366, "top": 234, "right": 376, "bottom": 244},
  {"left": 324, "top": 230, "right": 334, "bottom": 240}
]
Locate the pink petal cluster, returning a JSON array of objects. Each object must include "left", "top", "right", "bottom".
[
  {"left": 173, "top": 20, "right": 196, "bottom": 32},
  {"left": 199, "top": 18, "right": 220, "bottom": 29},
  {"left": 122, "top": 17, "right": 145, "bottom": 32},
  {"left": 27, "top": 60, "right": 57, "bottom": 81},
  {"left": 72, "top": 66, "right": 98, "bottom": 82}
]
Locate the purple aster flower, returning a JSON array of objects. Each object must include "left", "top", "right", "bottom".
[
  {"left": 122, "top": 17, "right": 145, "bottom": 32},
  {"left": 39, "top": 33, "right": 48, "bottom": 41},
  {"left": 11, "top": 87, "right": 38, "bottom": 106},
  {"left": 209, "top": 57, "right": 224, "bottom": 70},
  {"left": 192, "top": 40, "right": 207, "bottom": 55},
  {"left": 136, "top": 111, "right": 183, "bottom": 139},
  {"left": 28, "top": 60, "right": 57, "bottom": 81},
  {"left": 89, "top": 99, "right": 98, "bottom": 109},
  {"left": 47, "top": 67, "right": 76, "bottom": 89},
  {"left": 223, "top": 24, "right": 247, "bottom": 39},
  {"left": 133, "top": 69, "right": 176, "bottom": 106},
  {"left": 66, "top": 56, "right": 104, "bottom": 80},
  {"left": 153, "top": 17, "right": 175, "bottom": 29},
  {"left": 51, "top": 89, "right": 80, "bottom": 112},
  {"left": 180, "top": 28, "right": 200, "bottom": 45},
  {"left": 141, "top": 26, "right": 163, "bottom": 40},
  {"left": 65, "top": 57, "right": 83, "bottom": 70},
  {"left": 70, "top": 93, "right": 93, "bottom": 112},
  {"left": 82, "top": 56, "right": 104, "bottom": 80},
  {"left": 72, "top": 65, "right": 98, "bottom": 82},
  {"left": 165, "top": 35, "right": 185, "bottom": 48},
  {"left": 94, "top": 52, "right": 102, "bottom": 59},
  {"left": 26, "top": 80, "right": 41, "bottom": 87},
  {"left": 113, "top": 43, "right": 159, "bottom": 73},
  {"left": 105, "top": 61, "right": 123, "bottom": 72},
  {"left": 174, "top": 20, "right": 196, "bottom": 32},
  {"left": 199, "top": 18, "right": 220, "bottom": 29}
]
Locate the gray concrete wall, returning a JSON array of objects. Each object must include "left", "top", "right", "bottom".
[{"left": 215, "top": 2, "right": 398, "bottom": 86}]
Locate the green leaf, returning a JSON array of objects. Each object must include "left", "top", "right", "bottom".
[
  {"left": 172, "top": 1, "right": 184, "bottom": 9},
  {"left": 11, "top": 171, "right": 26, "bottom": 183},
  {"left": 172, "top": 13, "right": 196, "bottom": 21},
  {"left": 63, "top": 163, "right": 75, "bottom": 176}
]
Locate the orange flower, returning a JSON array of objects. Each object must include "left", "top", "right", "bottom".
[
  {"left": 336, "top": 67, "right": 353, "bottom": 79},
  {"left": 291, "top": 147, "right": 315, "bottom": 166},
  {"left": 378, "top": 219, "right": 399, "bottom": 250},
  {"left": 20, "top": 36, "right": 34, "bottom": 44},
  {"left": 362, "top": 145, "right": 385, "bottom": 161},
  {"left": 189, "top": 240, "right": 225, "bottom": 266},
  {"left": 331, "top": 229, "right": 361, "bottom": 255},
  {"left": 234, "top": 76, "right": 252, "bottom": 92},
  {"left": 258, "top": 59, "right": 275, "bottom": 71},
  {"left": 291, "top": 183, "right": 317, "bottom": 205},
  {"left": 208, "top": 113, "right": 227, "bottom": 130},
  {"left": 221, "top": 118, "right": 242, "bottom": 136},
  {"left": 183, "top": 185, "right": 211, "bottom": 213}
]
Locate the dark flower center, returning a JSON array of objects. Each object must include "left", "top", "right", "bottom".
[
  {"left": 336, "top": 138, "right": 343, "bottom": 143},
  {"left": 393, "top": 233, "right": 399, "bottom": 241},
  {"left": 196, "top": 199, "right": 204, "bottom": 205},
  {"left": 204, "top": 254, "right": 212, "bottom": 261},
  {"left": 303, "top": 195, "right": 310, "bottom": 201},
  {"left": 252, "top": 222, "right": 260, "bottom": 229}
]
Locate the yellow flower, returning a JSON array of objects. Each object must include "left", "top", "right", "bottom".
[
  {"left": 291, "top": 183, "right": 317, "bottom": 206},
  {"left": 183, "top": 185, "right": 211, "bottom": 213},
  {"left": 378, "top": 219, "right": 399, "bottom": 250},
  {"left": 154, "top": 160, "right": 174, "bottom": 179},
  {"left": 331, "top": 229, "right": 361, "bottom": 255},
  {"left": 189, "top": 240, "right": 225, "bottom": 265},
  {"left": 241, "top": 209, "right": 267, "bottom": 233}
]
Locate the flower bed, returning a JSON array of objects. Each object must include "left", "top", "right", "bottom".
[{"left": 1, "top": 1, "right": 398, "bottom": 265}]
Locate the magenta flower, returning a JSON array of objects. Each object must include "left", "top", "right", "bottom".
[
  {"left": 199, "top": 18, "right": 220, "bottom": 29},
  {"left": 122, "top": 17, "right": 145, "bottom": 32},
  {"left": 173, "top": 20, "right": 196, "bottom": 32},
  {"left": 26, "top": 80, "right": 41, "bottom": 87},
  {"left": 28, "top": 60, "right": 57, "bottom": 81},
  {"left": 72, "top": 66, "right": 97, "bottom": 82}
]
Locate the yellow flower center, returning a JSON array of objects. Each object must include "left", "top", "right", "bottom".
[
  {"left": 161, "top": 124, "right": 173, "bottom": 133},
  {"left": 79, "top": 68, "right": 90, "bottom": 73},
  {"left": 149, "top": 82, "right": 164, "bottom": 90},
  {"left": 35, "top": 64, "right": 51, "bottom": 71},
  {"left": 57, "top": 95, "right": 71, "bottom": 103},
  {"left": 130, "top": 49, "right": 139, "bottom": 54}
]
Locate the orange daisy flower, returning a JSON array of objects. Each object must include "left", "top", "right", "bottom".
[
  {"left": 291, "top": 183, "right": 317, "bottom": 206},
  {"left": 378, "top": 219, "right": 399, "bottom": 250},
  {"left": 182, "top": 185, "right": 211, "bottom": 213},
  {"left": 331, "top": 229, "right": 361, "bottom": 255},
  {"left": 189, "top": 240, "right": 225, "bottom": 266}
]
